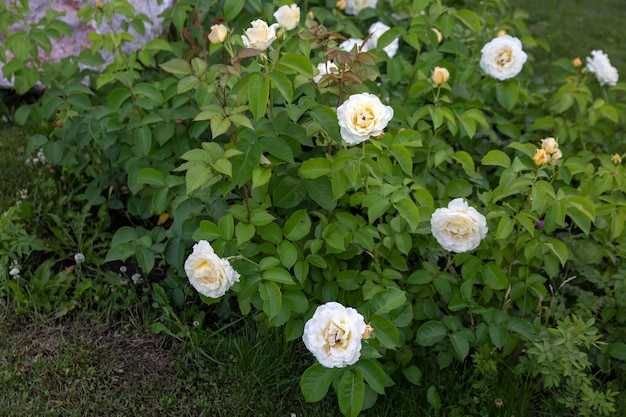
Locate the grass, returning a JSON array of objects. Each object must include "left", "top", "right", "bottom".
[{"left": 2, "top": 1, "right": 626, "bottom": 416}]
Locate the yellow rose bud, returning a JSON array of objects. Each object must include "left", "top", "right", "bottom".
[
  {"left": 432, "top": 66, "right": 450, "bottom": 85},
  {"left": 534, "top": 149, "right": 550, "bottom": 166},
  {"left": 431, "top": 27, "right": 443, "bottom": 44},
  {"left": 541, "top": 137, "right": 559, "bottom": 154},
  {"left": 612, "top": 153, "right": 622, "bottom": 165},
  {"left": 336, "top": 0, "right": 346, "bottom": 11},
  {"left": 307, "top": 11, "right": 314, "bottom": 20},
  {"left": 497, "top": 29, "right": 506, "bottom": 37},
  {"left": 362, "top": 324, "right": 374, "bottom": 340},
  {"left": 95, "top": 0, "right": 103, "bottom": 8},
  {"left": 572, "top": 57, "right": 582, "bottom": 67},
  {"left": 208, "top": 23, "right": 228, "bottom": 44}
]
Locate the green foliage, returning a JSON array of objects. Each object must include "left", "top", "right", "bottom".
[{"left": 2, "top": 0, "right": 626, "bottom": 415}]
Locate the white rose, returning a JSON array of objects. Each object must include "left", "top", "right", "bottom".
[
  {"left": 430, "top": 198, "right": 488, "bottom": 253},
  {"left": 586, "top": 50, "right": 619, "bottom": 87},
  {"left": 367, "top": 22, "right": 399, "bottom": 58},
  {"left": 479, "top": 35, "right": 527, "bottom": 80},
  {"left": 242, "top": 19, "right": 280, "bottom": 51},
  {"left": 302, "top": 302, "right": 367, "bottom": 368},
  {"left": 344, "top": 0, "right": 378, "bottom": 16},
  {"left": 336, "top": 92, "right": 394, "bottom": 145},
  {"left": 274, "top": 4, "right": 300, "bottom": 31},
  {"left": 313, "top": 61, "right": 339, "bottom": 83},
  {"left": 339, "top": 38, "right": 370, "bottom": 53},
  {"left": 184, "top": 240, "right": 240, "bottom": 298},
  {"left": 208, "top": 23, "right": 227, "bottom": 44}
]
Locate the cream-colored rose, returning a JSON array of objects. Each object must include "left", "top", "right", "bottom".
[
  {"left": 432, "top": 66, "right": 450, "bottom": 85},
  {"left": 274, "top": 4, "right": 300, "bottom": 30},
  {"left": 549, "top": 148, "right": 563, "bottom": 165},
  {"left": 242, "top": 19, "right": 280, "bottom": 51},
  {"left": 336, "top": 92, "right": 394, "bottom": 145},
  {"left": 344, "top": 0, "right": 377, "bottom": 16},
  {"left": 430, "top": 198, "right": 488, "bottom": 253},
  {"left": 184, "top": 240, "right": 240, "bottom": 298},
  {"left": 586, "top": 50, "right": 619, "bottom": 87},
  {"left": 302, "top": 302, "right": 367, "bottom": 368},
  {"left": 339, "top": 38, "right": 369, "bottom": 53},
  {"left": 367, "top": 22, "right": 399, "bottom": 58},
  {"left": 533, "top": 148, "right": 550, "bottom": 166},
  {"left": 480, "top": 35, "right": 527, "bottom": 80},
  {"left": 313, "top": 61, "right": 339, "bottom": 83},
  {"left": 208, "top": 23, "right": 227, "bottom": 44},
  {"left": 541, "top": 137, "right": 558, "bottom": 154}
]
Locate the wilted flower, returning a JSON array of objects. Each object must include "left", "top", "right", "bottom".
[
  {"left": 431, "top": 27, "right": 443, "bottom": 43},
  {"left": 313, "top": 61, "right": 339, "bottom": 83},
  {"left": 274, "top": 4, "right": 300, "bottom": 30},
  {"left": 208, "top": 23, "right": 227, "bottom": 44},
  {"left": 480, "top": 35, "right": 527, "bottom": 80},
  {"left": 367, "top": 22, "right": 399, "bottom": 58},
  {"left": 74, "top": 253, "right": 85, "bottom": 264},
  {"left": 184, "top": 240, "right": 240, "bottom": 298},
  {"left": 586, "top": 50, "right": 619, "bottom": 86},
  {"left": 612, "top": 153, "right": 622, "bottom": 165},
  {"left": 430, "top": 198, "right": 488, "bottom": 253},
  {"left": 533, "top": 149, "right": 550, "bottom": 166},
  {"left": 432, "top": 66, "right": 450, "bottom": 85},
  {"left": 572, "top": 57, "right": 582, "bottom": 68},
  {"left": 336, "top": 92, "right": 394, "bottom": 145},
  {"left": 242, "top": 19, "right": 280, "bottom": 51},
  {"left": 344, "top": 0, "right": 377, "bottom": 16},
  {"left": 302, "top": 302, "right": 367, "bottom": 368}
]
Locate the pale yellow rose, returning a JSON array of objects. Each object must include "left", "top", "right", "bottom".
[
  {"left": 184, "top": 240, "right": 240, "bottom": 298},
  {"left": 480, "top": 35, "right": 527, "bottom": 80},
  {"left": 534, "top": 149, "right": 550, "bottom": 166},
  {"left": 208, "top": 23, "right": 227, "bottom": 44},
  {"left": 541, "top": 137, "right": 559, "bottom": 154},
  {"left": 274, "top": 4, "right": 300, "bottom": 30},
  {"left": 432, "top": 66, "right": 450, "bottom": 85},
  {"left": 549, "top": 149, "right": 563, "bottom": 165},
  {"left": 430, "top": 198, "right": 488, "bottom": 253},
  {"left": 242, "top": 19, "right": 280, "bottom": 51},
  {"left": 336, "top": 92, "right": 394, "bottom": 145}
]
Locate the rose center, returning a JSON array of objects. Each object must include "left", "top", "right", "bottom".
[
  {"left": 447, "top": 220, "right": 469, "bottom": 238},
  {"left": 496, "top": 48, "right": 512, "bottom": 67},
  {"left": 353, "top": 108, "right": 375, "bottom": 129},
  {"left": 325, "top": 322, "right": 349, "bottom": 350}
]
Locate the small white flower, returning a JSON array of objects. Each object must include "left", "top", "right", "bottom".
[
  {"left": 273, "top": 4, "right": 300, "bottom": 30},
  {"left": 119, "top": 265, "right": 127, "bottom": 274},
  {"left": 19, "top": 189, "right": 28, "bottom": 200},
  {"left": 9, "top": 260, "right": 21, "bottom": 277},
  {"left": 74, "top": 253, "right": 85, "bottom": 264},
  {"left": 302, "top": 302, "right": 367, "bottom": 368},
  {"left": 338, "top": 38, "right": 370, "bottom": 53},
  {"left": 336, "top": 93, "right": 394, "bottom": 145},
  {"left": 184, "top": 240, "right": 240, "bottom": 298},
  {"left": 586, "top": 50, "right": 619, "bottom": 87},
  {"left": 131, "top": 273, "right": 143, "bottom": 285},
  {"left": 313, "top": 61, "right": 339, "bottom": 83},
  {"left": 367, "top": 22, "right": 399, "bottom": 58},
  {"left": 193, "top": 320, "right": 200, "bottom": 327},
  {"left": 479, "top": 35, "right": 527, "bottom": 80},
  {"left": 242, "top": 19, "right": 280, "bottom": 51},
  {"left": 430, "top": 198, "right": 488, "bottom": 253},
  {"left": 208, "top": 23, "right": 228, "bottom": 44},
  {"left": 344, "top": 0, "right": 378, "bottom": 16}
]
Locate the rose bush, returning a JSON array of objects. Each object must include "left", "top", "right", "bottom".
[{"left": 6, "top": 0, "right": 626, "bottom": 415}]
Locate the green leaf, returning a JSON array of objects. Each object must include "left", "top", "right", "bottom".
[
  {"left": 210, "top": 116, "right": 231, "bottom": 138},
  {"left": 338, "top": 369, "right": 365, "bottom": 417},
  {"left": 299, "top": 158, "right": 331, "bottom": 179},
  {"left": 277, "top": 53, "right": 314, "bottom": 77},
  {"left": 507, "top": 317, "right": 535, "bottom": 341},
  {"left": 452, "top": 150, "right": 475, "bottom": 177},
  {"left": 495, "top": 79, "right": 519, "bottom": 110},
  {"left": 416, "top": 321, "right": 447, "bottom": 346},
  {"left": 159, "top": 58, "right": 191, "bottom": 75},
  {"left": 390, "top": 144, "right": 413, "bottom": 175},
  {"left": 544, "top": 238, "right": 568, "bottom": 266},
  {"left": 369, "top": 316, "right": 400, "bottom": 349},
  {"left": 262, "top": 267, "right": 295, "bottom": 285},
  {"left": 310, "top": 105, "right": 341, "bottom": 144},
  {"left": 483, "top": 262, "right": 508, "bottom": 290},
  {"left": 455, "top": 9, "right": 481, "bottom": 32},
  {"left": 481, "top": 150, "right": 511, "bottom": 168},
  {"left": 137, "top": 167, "right": 165, "bottom": 187},
  {"left": 268, "top": 71, "right": 294, "bottom": 103},
  {"left": 449, "top": 332, "right": 470, "bottom": 360},
  {"left": 606, "top": 342, "right": 626, "bottom": 361},
  {"left": 393, "top": 198, "right": 420, "bottom": 232},
  {"left": 231, "top": 134, "right": 262, "bottom": 186},
  {"left": 235, "top": 222, "right": 255, "bottom": 246},
  {"left": 277, "top": 240, "right": 298, "bottom": 269},
  {"left": 369, "top": 288, "right": 407, "bottom": 316},
  {"left": 224, "top": 0, "right": 245, "bottom": 21},
  {"left": 259, "top": 281, "right": 282, "bottom": 320},
  {"left": 218, "top": 214, "right": 234, "bottom": 241},
  {"left": 300, "top": 364, "right": 340, "bottom": 402},
  {"left": 427, "top": 386, "right": 441, "bottom": 413},
  {"left": 248, "top": 73, "right": 270, "bottom": 121},
  {"left": 402, "top": 365, "right": 422, "bottom": 385},
  {"left": 357, "top": 360, "right": 387, "bottom": 395},
  {"left": 304, "top": 177, "right": 337, "bottom": 211},
  {"left": 283, "top": 210, "right": 311, "bottom": 241}
]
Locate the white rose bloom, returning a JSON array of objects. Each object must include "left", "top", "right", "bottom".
[
  {"left": 479, "top": 35, "right": 527, "bottom": 80},
  {"left": 345, "top": 0, "right": 378, "bottom": 16},
  {"left": 208, "top": 23, "right": 227, "bottom": 44},
  {"left": 184, "top": 240, "right": 240, "bottom": 298},
  {"left": 586, "top": 50, "right": 619, "bottom": 87},
  {"left": 302, "top": 302, "right": 367, "bottom": 368},
  {"left": 274, "top": 4, "right": 300, "bottom": 30},
  {"left": 314, "top": 61, "right": 339, "bottom": 83},
  {"left": 339, "top": 38, "right": 370, "bottom": 53},
  {"left": 367, "top": 22, "right": 399, "bottom": 58},
  {"left": 430, "top": 198, "right": 488, "bottom": 253},
  {"left": 242, "top": 19, "right": 280, "bottom": 51},
  {"left": 336, "top": 92, "right": 394, "bottom": 145}
]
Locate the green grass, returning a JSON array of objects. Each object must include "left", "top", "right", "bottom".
[{"left": 0, "top": 122, "right": 36, "bottom": 211}]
